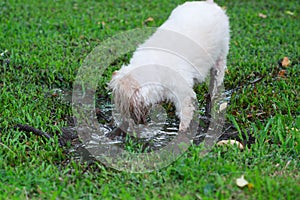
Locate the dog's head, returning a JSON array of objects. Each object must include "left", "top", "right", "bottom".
[
  {"left": 129, "top": 96, "right": 149, "bottom": 124},
  {"left": 110, "top": 71, "right": 150, "bottom": 124}
]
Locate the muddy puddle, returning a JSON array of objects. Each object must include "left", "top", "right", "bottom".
[
  {"left": 95, "top": 98, "right": 181, "bottom": 151},
  {"left": 60, "top": 87, "right": 241, "bottom": 162}
]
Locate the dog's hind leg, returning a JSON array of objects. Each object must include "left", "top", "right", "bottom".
[
  {"left": 209, "top": 57, "right": 226, "bottom": 99},
  {"left": 205, "top": 57, "right": 226, "bottom": 117}
]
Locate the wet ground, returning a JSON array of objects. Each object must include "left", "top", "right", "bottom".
[
  {"left": 15, "top": 88, "right": 256, "bottom": 164},
  {"left": 65, "top": 90, "right": 255, "bottom": 161}
]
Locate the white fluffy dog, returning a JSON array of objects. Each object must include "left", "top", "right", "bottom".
[{"left": 109, "top": 0, "right": 230, "bottom": 131}]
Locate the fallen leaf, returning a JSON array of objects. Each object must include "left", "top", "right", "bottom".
[
  {"left": 217, "top": 139, "right": 244, "bottom": 150},
  {"left": 281, "top": 57, "right": 290, "bottom": 67},
  {"left": 258, "top": 13, "right": 267, "bottom": 18},
  {"left": 145, "top": 17, "right": 154, "bottom": 23},
  {"left": 52, "top": 93, "right": 59, "bottom": 97},
  {"left": 236, "top": 175, "right": 249, "bottom": 188},
  {"left": 247, "top": 183, "right": 254, "bottom": 190},
  {"left": 246, "top": 111, "right": 266, "bottom": 119},
  {"left": 278, "top": 70, "right": 286, "bottom": 78}
]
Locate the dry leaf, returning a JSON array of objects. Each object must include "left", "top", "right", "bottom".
[
  {"left": 246, "top": 111, "right": 266, "bottom": 119},
  {"left": 278, "top": 70, "right": 286, "bottom": 78},
  {"left": 51, "top": 93, "right": 59, "bottom": 97},
  {"left": 258, "top": 13, "right": 267, "bottom": 18},
  {"left": 247, "top": 183, "right": 254, "bottom": 190},
  {"left": 217, "top": 140, "right": 244, "bottom": 150},
  {"left": 281, "top": 57, "right": 290, "bottom": 67},
  {"left": 145, "top": 17, "right": 154, "bottom": 23},
  {"left": 236, "top": 175, "right": 249, "bottom": 188}
]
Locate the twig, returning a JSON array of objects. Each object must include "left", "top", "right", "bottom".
[
  {"left": 14, "top": 124, "right": 53, "bottom": 139},
  {"left": 249, "top": 77, "right": 264, "bottom": 85},
  {"left": 14, "top": 124, "right": 66, "bottom": 146},
  {"left": 229, "top": 75, "right": 265, "bottom": 94}
]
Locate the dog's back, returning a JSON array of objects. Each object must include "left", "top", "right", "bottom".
[
  {"left": 161, "top": 1, "right": 229, "bottom": 51},
  {"left": 110, "top": 0, "right": 230, "bottom": 128},
  {"left": 128, "top": 1, "right": 229, "bottom": 85}
]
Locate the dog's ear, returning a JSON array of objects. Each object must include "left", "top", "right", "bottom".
[{"left": 129, "top": 96, "right": 149, "bottom": 124}]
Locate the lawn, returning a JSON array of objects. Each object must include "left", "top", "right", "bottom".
[{"left": 0, "top": 0, "right": 299, "bottom": 199}]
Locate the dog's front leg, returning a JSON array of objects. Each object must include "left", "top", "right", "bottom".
[{"left": 178, "top": 91, "right": 197, "bottom": 132}]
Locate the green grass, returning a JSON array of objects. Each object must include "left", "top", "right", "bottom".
[{"left": 1, "top": 0, "right": 299, "bottom": 199}]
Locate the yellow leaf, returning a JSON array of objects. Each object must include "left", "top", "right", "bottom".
[
  {"left": 281, "top": 57, "right": 290, "bottom": 67},
  {"left": 247, "top": 183, "right": 254, "bottom": 190},
  {"left": 145, "top": 17, "right": 154, "bottom": 23}
]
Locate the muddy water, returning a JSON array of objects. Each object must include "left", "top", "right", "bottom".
[
  {"left": 67, "top": 86, "right": 232, "bottom": 160},
  {"left": 96, "top": 98, "right": 180, "bottom": 151}
]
